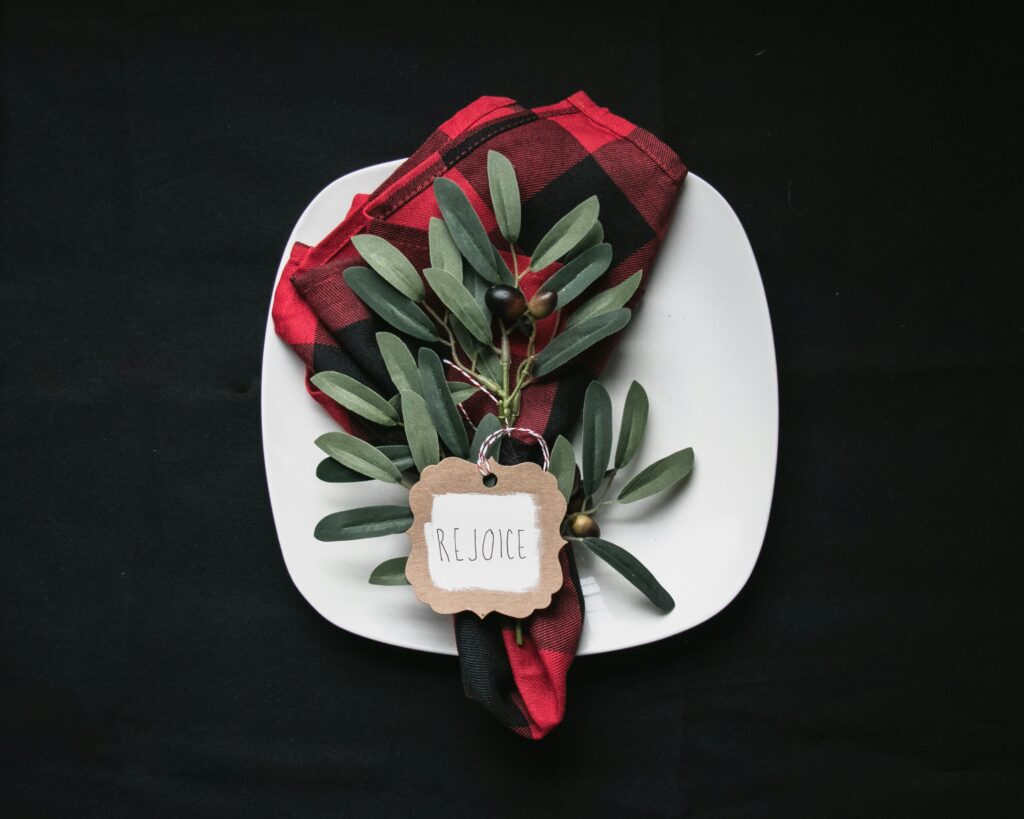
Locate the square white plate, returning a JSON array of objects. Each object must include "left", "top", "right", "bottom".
[{"left": 262, "top": 160, "right": 777, "bottom": 655}]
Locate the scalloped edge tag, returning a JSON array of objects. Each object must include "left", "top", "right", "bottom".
[{"left": 405, "top": 457, "right": 567, "bottom": 618}]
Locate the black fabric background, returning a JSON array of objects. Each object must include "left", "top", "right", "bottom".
[{"left": 2, "top": 3, "right": 1022, "bottom": 816}]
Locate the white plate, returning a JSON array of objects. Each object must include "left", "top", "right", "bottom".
[{"left": 262, "top": 159, "right": 777, "bottom": 656}]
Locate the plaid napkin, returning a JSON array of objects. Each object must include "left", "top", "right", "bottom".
[{"left": 273, "top": 91, "right": 685, "bottom": 738}]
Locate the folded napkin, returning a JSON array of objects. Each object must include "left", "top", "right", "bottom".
[{"left": 273, "top": 91, "right": 685, "bottom": 738}]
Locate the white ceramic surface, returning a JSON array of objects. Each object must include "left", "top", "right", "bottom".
[{"left": 262, "top": 159, "right": 777, "bottom": 656}]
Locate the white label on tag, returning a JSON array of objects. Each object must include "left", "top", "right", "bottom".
[{"left": 423, "top": 492, "right": 540, "bottom": 593}]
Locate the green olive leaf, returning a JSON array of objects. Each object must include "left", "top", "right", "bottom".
[
  {"left": 539, "top": 243, "right": 613, "bottom": 310},
  {"left": 614, "top": 380, "right": 649, "bottom": 469},
  {"left": 399, "top": 389, "right": 439, "bottom": 472},
  {"left": 487, "top": 150, "right": 521, "bottom": 244},
  {"left": 368, "top": 556, "right": 411, "bottom": 585},
  {"left": 579, "top": 537, "right": 675, "bottom": 612},
  {"left": 493, "top": 245, "right": 517, "bottom": 286},
  {"left": 310, "top": 371, "right": 399, "bottom": 426},
  {"left": 616, "top": 447, "right": 694, "bottom": 504},
  {"left": 314, "top": 431, "right": 404, "bottom": 484},
  {"left": 423, "top": 267, "right": 492, "bottom": 344},
  {"left": 428, "top": 217, "right": 463, "bottom": 278},
  {"left": 532, "top": 308, "right": 631, "bottom": 377},
  {"left": 469, "top": 412, "right": 503, "bottom": 463},
  {"left": 343, "top": 267, "right": 438, "bottom": 342},
  {"left": 565, "top": 270, "right": 643, "bottom": 330},
  {"left": 316, "top": 445, "right": 414, "bottom": 482},
  {"left": 418, "top": 348, "right": 468, "bottom": 458},
  {"left": 314, "top": 505, "right": 413, "bottom": 541},
  {"left": 549, "top": 435, "right": 577, "bottom": 503},
  {"left": 566, "top": 219, "right": 604, "bottom": 260},
  {"left": 581, "top": 381, "right": 613, "bottom": 497},
  {"left": 433, "top": 177, "right": 498, "bottom": 283},
  {"left": 449, "top": 317, "right": 484, "bottom": 357},
  {"left": 375, "top": 332, "right": 421, "bottom": 396},
  {"left": 463, "top": 266, "right": 491, "bottom": 309},
  {"left": 529, "top": 195, "right": 599, "bottom": 272},
  {"left": 388, "top": 393, "right": 402, "bottom": 418},
  {"left": 447, "top": 381, "right": 478, "bottom": 405},
  {"left": 351, "top": 234, "right": 425, "bottom": 302},
  {"left": 316, "top": 458, "right": 372, "bottom": 484}
]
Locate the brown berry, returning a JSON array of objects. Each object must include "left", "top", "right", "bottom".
[
  {"left": 528, "top": 289, "right": 558, "bottom": 319},
  {"left": 570, "top": 514, "right": 600, "bottom": 538},
  {"left": 485, "top": 285, "right": 527, "bottom": 322}
]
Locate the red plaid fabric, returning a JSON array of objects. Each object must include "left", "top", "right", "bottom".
[{"left": 273, "top": 91, "right": 685, "bottom": 738}]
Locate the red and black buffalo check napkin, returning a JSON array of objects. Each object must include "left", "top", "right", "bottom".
[{"left": 273, "top": 92, "right": 685, "bottom": 738}]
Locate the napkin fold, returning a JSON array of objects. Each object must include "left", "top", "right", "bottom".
[{"left": 273, "top": 91, "right": 685, "bottom": 738}]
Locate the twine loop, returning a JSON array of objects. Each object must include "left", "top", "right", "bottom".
[{"left": 475, "top": 427, "right": 550, "bottom": 476}]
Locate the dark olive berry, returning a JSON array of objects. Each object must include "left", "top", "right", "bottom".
[
  {"left": 528, "top": 289, "right": 558, "bottom": 319},
  {"left": 570, "top": 514, "right": 600, "bottom": 538},
  {"left": 484, "top": 285, "right": 527, "bottom": 322}
]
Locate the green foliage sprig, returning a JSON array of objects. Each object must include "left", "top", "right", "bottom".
[
  {"left": 332, "top": 150, "right": 633, "bottom": 426},
  {"left": 306, "top": 151, "right": 694, "bottom": 615},
  {"left": 551, "top": 381, "right": 694, "bottom": 613}
]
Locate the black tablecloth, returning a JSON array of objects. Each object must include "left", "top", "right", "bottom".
[{"left": 3, "top": 4, "right": 1021, "bottom": 816}]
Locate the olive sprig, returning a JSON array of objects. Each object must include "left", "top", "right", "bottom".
[
  {"left": 548, "top": 380, "right": 695, "bottom": 612},
  {"left": 306, "top": 151, "right": 694, "bottom": 613},
  {"left": 337, "top": 149, "right": 633, "bottom": 428}
]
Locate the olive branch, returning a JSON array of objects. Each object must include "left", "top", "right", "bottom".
[{"left": 307, "top": 151, "right": 694, "bottom": 614}]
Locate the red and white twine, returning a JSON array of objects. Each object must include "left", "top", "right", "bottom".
[
  {"left": 441, "top": 360, "right": 549, "bottom": 476},
  {"left": 475, "top": 427, "right": 550, "bottom": 476}
]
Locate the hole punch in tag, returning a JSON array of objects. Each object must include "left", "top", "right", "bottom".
[{"left": 405, "top": 457, "right": 568, "bottom": 618}]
